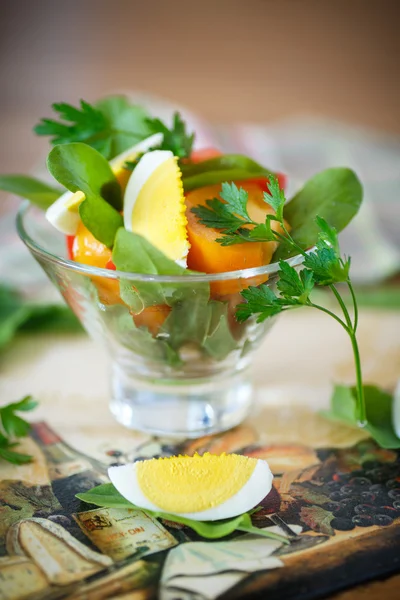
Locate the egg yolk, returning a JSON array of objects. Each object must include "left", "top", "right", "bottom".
[{"left": 136, "top": 452, "right": 257, "bottom": 513}]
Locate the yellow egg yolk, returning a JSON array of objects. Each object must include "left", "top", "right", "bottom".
[
  {"left": 129, "top": 156, "right": 189, "bottom": 262},
  {"left": 136, "top": 452, "right": 257, "bottom": 513}
]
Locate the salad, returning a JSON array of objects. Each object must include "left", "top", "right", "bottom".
[{"left": 7, "top": 95, "right": 400, "bottom": 446}]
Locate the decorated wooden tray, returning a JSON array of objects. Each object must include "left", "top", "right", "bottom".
[{"left": 1, "top": 421, "right": 399, "bottom": 600}]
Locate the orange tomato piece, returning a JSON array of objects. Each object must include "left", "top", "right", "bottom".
[
  {"left": 72, "top": 222, "right": 122, "bottom": 305},
  {"left": 189, "top": 147, "right": 223, "bottom": 163},
  {"left": 132, "top": 305, "right": 171, "bottom": 337},
  {"left": 185, "top": 182, "right": 282, "bottom": 295}
]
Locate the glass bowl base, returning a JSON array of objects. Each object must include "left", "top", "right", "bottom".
[{"left": 110, "top": 364, "right": 253, "bottom": 438}]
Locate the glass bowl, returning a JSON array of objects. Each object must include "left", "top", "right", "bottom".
[{"left": 17, "top": 202, "right": 304, "bottom": 438}]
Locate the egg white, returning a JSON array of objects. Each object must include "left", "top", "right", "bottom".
[
  {"left": 45, "top": 133, "right": 164, "bottom": 235},
  {"left": 108, "top": 459, "right": 273, "bottom": 521},
  {"left": 123, "top": 149, "right": 174, "bottom": 233}
]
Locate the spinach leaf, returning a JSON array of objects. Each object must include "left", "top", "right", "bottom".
[
  {"left": 0, "top": 175, "right": 61, "bottom": 210},
  {"left": 273, "top": 168, "right": 363, "bottom": 260},
  {"left": 76, "top": 483, "right": 289, "bottom": 543},
  {"left": 106, "top": 307, "right": 182, "bottom": 367},
  {"left": 322, "top": 384, "right": 400, "bottom": 449},
  {"left": 112, "top": 228, "right": 209, "bottom": 308},
  {"left": 47, "top": 143, "right": 123, "bottom": 247},
  {"left": 203, "top": 301, "right": 238, "bottom": 360},
  {"left": 0, "top": 284, "right": 82, "bottom": 351}
]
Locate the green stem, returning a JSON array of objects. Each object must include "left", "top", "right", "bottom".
[
  {"left": 330, "top": 284, "right": 365, "bottom": 422},
  {"left": 236, "top": 526, "right": 290, "bottom": 545},
  {"left": 347, "top": 279, "right": 359, "bottom": 332},
  {"left": 349, "top": 329, "right": 366, "bottom": 425},
  {"left": 330, "top": 285, "right": 353, "bottom": 330}
]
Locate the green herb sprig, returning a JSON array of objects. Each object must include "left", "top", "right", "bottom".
[
  {"left": 228, "top": 177, "right": 368, "bottom": 425},
  {"left": 193, "top": 175, "right": 367, "bottom": 426},
  {"left": 77, "top": 483, "right": 290, "bottom": 544},
  {"left": 0, "top": 396, "right": 38, "bottom": 464}
]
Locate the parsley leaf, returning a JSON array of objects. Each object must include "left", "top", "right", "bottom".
[
  {"left": 0, "top": 396, "right": 38, "bottom": 464},
  {"left": 191, "top": 177, "right": 283, "bottom": 246},
  {"left": 34, "top": 100, "right": 109, "bottom": 152},
  {"left": 277, "top": 260, "right": 314, "bottom": 304},
  {"left": 236, "top": 285, "right": 283, "bottom": 323},
  {"left": 146, "top": 112, "right": 194, "bottom": 158},
  {"left": 34, "top": 97, "right": 153, "bottom": 160},
  {"left": 192, "top": 182, "right": 255, "bottom": 236},
  {"left": 263, "top": 175, "right": 285, "bottom": 222},
  {"left": 303, "top": 241, "right": 350, "bottom": 285}
]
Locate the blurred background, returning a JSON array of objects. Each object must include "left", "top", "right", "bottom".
[{"left": 0, "top": 0, "right": 399, "bottom": 171}]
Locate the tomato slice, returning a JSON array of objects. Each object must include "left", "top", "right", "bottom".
[
  {"left": 189, "top": 147, "right": 222, "bottom": 163},
  {"left": 246, "top": 173, "right": 287, "bottom": 192},
  {"left": 106, "top": 259, "right": 116, "bottom": 270},
  {"left": 66, "top": 235, "right": 75, "bottom": 260}
]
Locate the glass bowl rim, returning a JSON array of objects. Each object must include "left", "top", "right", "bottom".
[{"left": 17, "top": 200, "right": 307, "bottom": 283}]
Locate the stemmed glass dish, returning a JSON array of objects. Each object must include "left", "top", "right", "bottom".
[{"left": 18, "top": 202, "right": 304, "bottom": 438}]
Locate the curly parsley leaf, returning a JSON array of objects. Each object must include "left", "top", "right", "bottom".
[
  {"left": 191, "top": 177, "right": 283, "bottom": 246},
  {"left": 146, "top": 112, "right": 194, "bottom": 158},
  {"left": 263, "top": 175, "right": 285, "bottom": 222},
  {"left": 76, "top": 483, "right": 289, "bottom": 544},
  {"left": 236, "top": 285, "right": 283, "bottom": 323},
  {"left": 303, "top": 241, "right": 350, "bottom": 285},
  {"left": 0, "top": 396, "right": 38, "bottom": 464},
  {"left": 277, "top": 261, "right": 314, "bottom": 303},
  {"left": 34, "top": 97, "right": 153, "bottom": 160}
]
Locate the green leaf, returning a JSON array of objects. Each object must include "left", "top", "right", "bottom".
[
  {"left": 322, "top": 384, "right": 400, "bottom": 449},
  {"left": 76, "top": 483, "right": 289, "bottom": 543},
  {"left": 0, "top": 395, "right": 38, "bottom": 438},
  {"left": 203, "top": 302, "right": 238, "bottom": 360},
  {"left": 236, "top": 285, "right": 282, "bottom": 323},
  {"left": 96, "top": 96, "right": 153, "bottom": 158},
  {"left": 277, "top": 260, "right": 314, "bottom": 303},
  {"left": 0, "top": 175, "right": 61, "bottom": 210},
  {"left": 181, "top": 154, "right": 272, "bottom": 179},
  {"left": 219, "top": 182, "right": 251, "bottom": 221},
  {"left": 192, "top": 198, "right": 248, "bottom": 234},
  {"left": 19, "top": 304, "right": 82, "bottom": 333},
  {"left": 160, "top": 288, "right": 211, "bottom": 351},
  {"left": 303, "top": 243, "right": 350, "bottom": 285},
  {"left": 0, "top": 286, "right": 31, "bottom": 350},
  {"left": 47, "top": 143, "right": 123, "bottom": 247},
  {"left": 315, "top": 216, "right": 340, "bottom": 254},
  {"left": 106, "top": 308, "right": 182, "bottom": 368},
  {"left": 263, "top": 174, "right": 285, "bottom": 222},
  {"left": 112, "top": 229, "right": 209, "bottom": 308},
  {"left": 0, "top": 284, "right": 82, "bottom": 352},
  {"left": 146, "top": 112, "right": 194, "bottom": 158},
  {"left": 0, "top": 446, "right": 34, "bottom": 465},
  {"left": 273, "top": 167, "right": 363, "bottom": 260},
  {"left": 34, "top": 97, "right": 153, "bottom": 160}
]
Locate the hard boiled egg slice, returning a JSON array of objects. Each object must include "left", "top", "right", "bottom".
[
  {"left": 123, "top": 150, "right": 190, "bottom": 266},
  {"left": 45, "top": 133, "right": 163, "bottom": 235},
  {"left": 108, "top": 452, "right": 273, "bottom": 521}
]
